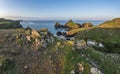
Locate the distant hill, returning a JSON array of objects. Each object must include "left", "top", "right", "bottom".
[
  {"left": 0, "top": 18, "right": 23, "bottom": 29},
  {"left": 98, "top": 18, "right": 120, "bottom": 28}
]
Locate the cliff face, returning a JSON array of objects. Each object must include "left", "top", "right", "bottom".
[{"left": 0, "top": 18, "right": 23, "bottom": 29}]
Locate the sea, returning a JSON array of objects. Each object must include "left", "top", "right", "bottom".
[{"left": 20, "top": 20, "right": 105, "bottom": 36}]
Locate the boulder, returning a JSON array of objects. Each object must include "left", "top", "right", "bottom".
[
  {"left": 26, "top": 36, "right": 31, "bottom": 41},
  {"left": 75, "top": 62, "right": 84, "bottom": 74},
  {"left": 90, "top": 67, "right": 102, "bottom": 74},
  {"left": 55, "top": 22, "right": 61, "bottom": 28},
  {"left": 33, "top": 38, "right": 41, "bottom": 50},
  {"left": 75, "top": 40, "right": 87, "bottom": 49},
  {"left": 71, "top": 70, "right": 75, "bottom": 74},
  {"left": 82, "top": 22, "right": 93, "bottom": 28},
  {"left": 56, "top": 31, "right": 62, "bottom": 36},
  {"left": 31, "top": 29, "right": 41, "bottom": 38},
  {"left": 87, "top": 39, "right": 97, "bottom": 46}
]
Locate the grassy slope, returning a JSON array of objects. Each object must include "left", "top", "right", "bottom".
[
  {"left": 0, "top": 19, "right": 22, "bottom": 29},
  {"left": 80, "top": 47, "right": 120, "bottom": 74},
  {"left": 75, "top": 27, "right": 120, "bottom": 53},
  {"left": 0, "top": 18, "right": 120, "bottom": 74},
  {"left": 98, "top": 18, "right": 120, "bottom": 28},
  {"left": 0, "top": 29, "right": 90, "bottom": 74}
]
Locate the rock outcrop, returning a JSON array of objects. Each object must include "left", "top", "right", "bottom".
[
  {"left": 90, "top": 67, "right": 102, "bottom": 74},
  {"left": 10, "top": 28, "right": 54, "bottom": 50},
  {"left": 65, "top": 20, "right": 80, "bottom": 29},
  {"left": 75, "top": 40, "right": 87, "bottom": 49},
  {"left": 55, "top": 22, "right": 61, "bottom": 28},
  {"left": 82, "top": 22, "right": 93, "bottom": 28}
]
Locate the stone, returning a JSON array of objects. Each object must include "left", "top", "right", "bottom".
[
  {"left": 26, "top": 36, "right": 31, "bottom": 41},
  {"left": 82, "top": 22, "right": 93, "bottom": 28},
  {"left": 90, "top": 67, "right": 101, "bottom": 74},
  {"left": 57, "top": 42, "right": 61, "bottom": 46},
  {"left": 87, "top": 39, "right": 97, "bottom": 46},
  {"left": 75, "top": 62, "right": 84, "bottom": 74},
  {"left": 75, "top": 40, "right": 87, "bottom": 49},
  {"left": 98, "top": 43, "right": 104, "bottom": 47},
  {"left": 31, "top": 29, "right": 41, "bottom": 38},
  {"left": 24, "top": 66, "right": 28, "bottom": 69},
  {"left": 71, "top": 70, "right": 75, "bottom": 74},
  {"left": 55, "top": 22, "right": 61, "bottom": 28},
  {"left": 56, "top": 31, "right": 62, "bottom": 36},
  {"left": 25, "top": 30, "right": 31, "bottom": 35}
]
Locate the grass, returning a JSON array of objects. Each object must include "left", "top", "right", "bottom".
[
  {"left": 63, "top": 43, "right": 91, "bottom": 74},
  {"left": 76, "top": 28, "right": 120, "bottom": 53},
  {"left": 82, "top": 47, "right": 120, "bottom": 74},
  {"left": 98, "top": 18, "right": 120, "bottom": 28},
  {"left": 66, "top": 28, "right": 90, "bottom": 35},
  {"left": 0, "top": 20, "right": 22, "bottom": 29},
  {"left": 65, "top": 20, "right": 79, "bottom": 29}
]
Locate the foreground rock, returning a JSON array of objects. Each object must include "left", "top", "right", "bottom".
[
  {"left": 75, "top": 40, "right": 87, "bottom": 50},
  {"left": 75, "top": 62, "right": 84, "bottom": 74},
  {"left": 10, "top": 28, "right": 54, "bottom": 50},
  {"left": 90, "top": 67, "right": 102, "bottom": 74}
]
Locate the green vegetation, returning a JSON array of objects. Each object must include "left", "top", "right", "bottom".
[
  {"left": 76, "top": 28, "right": 120, "bottom": 53},
  {"left": 0, "top": 18, "right": 22, "bottom": 29},
  {"left": 63, "top": 44, "right": 91, "bottom": 74},
  {"left": 0, "top": 57, "right": 15, "bottom": 74},
  {"left": 0, "top": 18, "right": 120, "bottom": 74},
  {"left": 82, "top": 48, "right": 120, "bottom": 74},
  {"left": 65, "top": 20, "right": 80, "bottom": 29},
  {"left": 98, "top": 18, "right": 120, "bottom": 28},
  {"left": 66, "top": 28, "right": 89, "bottom": 36}
]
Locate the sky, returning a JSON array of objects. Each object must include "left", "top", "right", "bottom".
[{"left": 0, "top": 0, "right": 120, "bottom": 20}]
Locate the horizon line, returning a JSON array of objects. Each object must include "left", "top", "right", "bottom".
[{"left": 0, "top": 16, "right": 118, "bottom": 21}]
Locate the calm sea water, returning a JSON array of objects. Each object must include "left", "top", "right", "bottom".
[{"left": 20, "top": 20, "right": 105, "bottom": 35}]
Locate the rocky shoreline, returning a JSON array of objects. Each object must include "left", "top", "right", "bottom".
[{"left": 55, "top": 20, "right": 93, "bottom": 40}]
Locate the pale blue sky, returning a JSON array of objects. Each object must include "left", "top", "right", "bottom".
[{"left": 0, "top": 0, "right": 120, "bottom": 20}]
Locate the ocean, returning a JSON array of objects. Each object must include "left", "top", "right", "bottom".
[{"left": 20, "top": 20, "right": 105, "bottom": 36}]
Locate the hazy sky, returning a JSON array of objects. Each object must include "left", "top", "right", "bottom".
[{"left": 0, "top": 0, "right": 120, "bottom": 20}]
